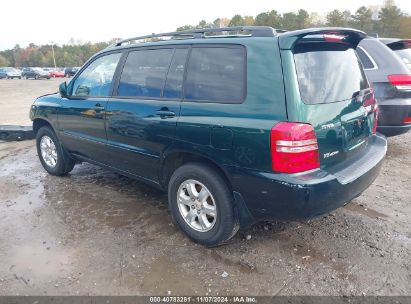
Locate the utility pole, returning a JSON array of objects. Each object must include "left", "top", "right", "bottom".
[{"left": 50, "top": 42, "right": 57, "bottom": 69}]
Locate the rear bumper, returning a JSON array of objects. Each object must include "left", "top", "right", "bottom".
[
  {"left": 227, "top": 134, "right": 387, "bottom": 224},
  {"left": 377, "top": 124, "right": 411, "bottom": 137},
  {"left": 377, "top": 98, "right": 411, "bottom": 137}
]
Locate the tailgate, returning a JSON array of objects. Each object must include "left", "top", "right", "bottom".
[{"left": 279, "top": 28, "right": 378, "bottom": 169}]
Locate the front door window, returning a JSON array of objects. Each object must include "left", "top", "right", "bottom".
[{"left": 72, "top": 53, "right": 121, "bottom": 97}]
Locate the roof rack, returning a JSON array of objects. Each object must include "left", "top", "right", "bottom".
[{"left": 112, "top": 26, "right": 277, "bottom": 47}]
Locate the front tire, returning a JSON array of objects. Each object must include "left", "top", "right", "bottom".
[
  {"left": 36, "top": 126, "right": 75, "bottom": 176},
  {"left": 168, "top": 163, "right": 238, "bottom": 246}
]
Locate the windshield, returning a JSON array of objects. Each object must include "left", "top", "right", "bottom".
[
  {"left": 394, "top": 49, "right": 411, "bottom": 70},
  {"left": 4, "top": 67, "right": 18, "bottom": 72},
  {"left": 294, "top": 43, "right": 369, "bottom": 105}
]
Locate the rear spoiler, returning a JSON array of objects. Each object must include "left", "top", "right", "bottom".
[
  {"left": 379, "top": 38, "right": 411, "bottom": 51},
  {"left": 278, "top": 28, "right": 367, "bottom": 50}
]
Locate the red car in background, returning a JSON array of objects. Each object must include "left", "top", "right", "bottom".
[{"left": 49, "top": 69, "right": 65, "bottom": 78}]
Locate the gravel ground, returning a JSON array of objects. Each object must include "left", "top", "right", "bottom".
[
  {"left": 0, "top": 78, "right": 63, "bottom": 125},
  {"left": 0, "top": 79, "right": 410, "bottom": 296}
]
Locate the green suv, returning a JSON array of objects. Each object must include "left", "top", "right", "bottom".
[{"left": 30, "top": 27, "right": 387, "bottom": 246}]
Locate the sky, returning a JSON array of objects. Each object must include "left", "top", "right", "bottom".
[{"left": 1, "top": 0, "right": 410, "bottom": 51}]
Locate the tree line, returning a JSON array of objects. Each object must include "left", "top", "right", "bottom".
[
  {"left": 0, "top": 42, "right": 110, "bottom": 68},
  {"left": 177, "top": 1, "right": 410, "bottom": 38},
  {"left": 0, "top": 0, "right": 409, "bottom": 68}
]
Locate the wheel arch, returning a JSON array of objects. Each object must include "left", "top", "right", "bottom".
[
  {"left": 160, "top": 150, "right": 233, "bottom": 193},
  {"left": 33, "top": 118, "right": 54, "bottom": 135}
]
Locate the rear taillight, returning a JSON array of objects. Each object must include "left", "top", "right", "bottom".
[
  {"left": 404, "top": 117, "right": 411, "bottom": 124},
  {"left": 360, "top": 89, "right": 378, "bottom": 133},
  {"left": 270, "top": 122, "right": 320, "bottom": 173},
  {"left": 373, "top": 103, "right": 379, "bottom": 133},
  {"left": 362, "top": 89, "right": 376, "bottom": 109},
  {"left": 388, "top": 74, "right": 411, "bottom": 90}
]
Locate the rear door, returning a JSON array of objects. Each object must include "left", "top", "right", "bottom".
[
  {"left": 279, "top": 29, "right": 376, "bottom": 169},
  {"left": 105, "top": 46, "right": 188, "bottom": 182}
]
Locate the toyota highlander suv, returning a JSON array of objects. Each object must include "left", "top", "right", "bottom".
[{"left": 30, "top": 27, "right": 386, "bottom": 246}]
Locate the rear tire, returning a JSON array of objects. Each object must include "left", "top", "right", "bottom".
[
  {"left": 36, "top": 126, "right": 75, "bottom": 176},
  {"left": 168, "top": 163, "right": 238, "bottom": 246}
]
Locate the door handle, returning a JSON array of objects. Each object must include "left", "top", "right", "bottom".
[
  {"left": 156, "top": 109, "right": 175, "bottom": 118},
  {"left": 92, "top": 103, "right": 105, "bottom": 111}
]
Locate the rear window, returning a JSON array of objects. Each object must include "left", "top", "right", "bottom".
[
  {"left": 394, "top": 49, "right": 411, "bottom": 70},
  {"left": 185, "top": 46, "right": 246, "bottom": 103},
  {"left": 294, "top": 43, "right": 369, "bottom": 105}
]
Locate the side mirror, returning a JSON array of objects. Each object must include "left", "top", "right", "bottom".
[
  {"left": 75, "top": 85, "right": 90, "bottom": 96},
  {"left": 59, "top": 82, "right": 68, "bottom": 98}
]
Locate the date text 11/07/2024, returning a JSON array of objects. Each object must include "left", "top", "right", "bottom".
[{"left": 149, "top": 296, "right": 257, "bottom": 303}]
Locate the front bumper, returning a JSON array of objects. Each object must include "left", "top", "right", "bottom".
[
  {"left": 377, "top": 98, "right": 411, "bottom": 137},
  {"left": 227, "top": 134, "right": 387, "bottom": 224}
]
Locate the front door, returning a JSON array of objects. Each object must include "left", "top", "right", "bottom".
[
  {"left": 58, "top": 52, "right": 122, "bottom": 163},
  {"left": 105, "top": 47, "right": 188, "bottom": 182}
]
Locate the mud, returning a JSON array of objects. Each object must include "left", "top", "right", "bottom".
[{"left": 0, "top": 80, "right": 410, "bottom": 296}]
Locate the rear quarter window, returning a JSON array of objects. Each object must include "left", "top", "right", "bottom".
[
  {"left": 356, "top": 47, "right": 376, "bottom": 70},
  {"left": 294, "top": 43, "right": 369, "bottom": 105}
]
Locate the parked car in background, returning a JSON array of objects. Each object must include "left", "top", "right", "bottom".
[
  {"left": 49, "top": 69, "right": 65, "bottom": 78},
  {"left": 64, "top": 67, "right": 79, "bottom": 77},
  {"left": 42, "top": 67, "right": 64, "bottom": 78},
  {"left": 21, "top": 68, "right": 30, "bottom": 77},
  {"left": 357, "top": 38, "right": 411, "bottom": 137},
  {"left": 42, "top": 67, "right": 54, "bottom": 73},
  {"left": 22, "top": 67, "right": 51, "bottom": 80},
  {"left": 31, "top": 27, "right": 386, "bottom": 246},
  {"left": 0, "top": 67, "right": 22, "bottom": 79},
  {"left": 379, "top": 38, "right": 411, "bottom": 70}
]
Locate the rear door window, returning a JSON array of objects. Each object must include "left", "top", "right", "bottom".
[
  {"left": 118, "top": 48, "right": 174, "bottom": 98},
  {"left": 294, "top": 43, "right": 369, "bottom": 104},
  {"left": 184, "top": 46, "right": 246, "bottom": 103}
]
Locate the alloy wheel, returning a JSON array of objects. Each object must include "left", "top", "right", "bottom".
[
  {"left": 177, "top": 179, "right": 217, "bottom": 232},
  {"left": 40, "top": 136, "right": 58, "bottom": 167}
]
